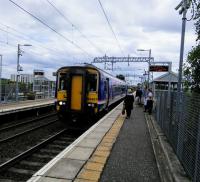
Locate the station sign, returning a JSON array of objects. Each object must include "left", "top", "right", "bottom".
[
  {"left": 34, "top": 70, "right": 45, "bottom": 77},
  {"left": 149, "top": 65, "right": 169, "bottom": 72}
]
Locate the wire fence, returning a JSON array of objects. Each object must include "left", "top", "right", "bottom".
[
  {"left": 154, "top": 91, "right": 200, "bottom": 181},
  {"left": 0, "top": 81, "right": 55, "bottom": 103}
]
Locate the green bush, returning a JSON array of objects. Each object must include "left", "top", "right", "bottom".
[{"left": 27, "top": 92, "right": 35, "bottom": 100}]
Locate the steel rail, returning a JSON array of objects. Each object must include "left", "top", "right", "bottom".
[
  {"left": 0, "top": 119, "right": 59, "bottom": 144},
  {"left": 0, "top": 129, "right": 67, "bottom": 172},
  {"left": 0, "top": 113, "right": 56, "bottom": 133}
]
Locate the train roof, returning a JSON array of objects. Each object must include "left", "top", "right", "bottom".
[{"left": 57, "top": 64, "right": 126, "bottom": 84}]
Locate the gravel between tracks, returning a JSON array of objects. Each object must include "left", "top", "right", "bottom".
[
  {"left": 0, "top": 120, "right": 63, "bottom": 164},
  {"left": 0, "top": 115, "right": 57, "bottom": 140}
]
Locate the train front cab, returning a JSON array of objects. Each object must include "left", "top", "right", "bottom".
[{"left": 56, "top": 67, "right": 99, "bottom": 122}]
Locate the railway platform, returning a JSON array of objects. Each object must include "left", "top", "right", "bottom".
[
  {"left": 0, "top": 98, "right": 55, "bottom": 115},
  {"left": 28, "top": 103, "right": 189, "bottom": 182}
]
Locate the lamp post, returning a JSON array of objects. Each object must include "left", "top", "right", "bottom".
[
  {"left": 175, "top": 0, "right": 190, "bottom": 94},
  {"left": 137, "top": 49, "right": 151, "bottom": 88},
  {"left": 16, "top": 44, "right": 32, "bottom": 101},
  {"left": 175, "top": 0, "right": 191, "bottom": 157},
  {"left": 0, "top": 55, "right": 2, "bottom": 103}
]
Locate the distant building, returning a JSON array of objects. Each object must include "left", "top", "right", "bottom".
[
  {"left": 10, "top": 70, "right": 55, "bottom": 99},
  {"left": 33, "top": 70, "right": 56, "bottom": 98},
  {"left": 11, "top": 74, "right": 33, "bottom": 83}
]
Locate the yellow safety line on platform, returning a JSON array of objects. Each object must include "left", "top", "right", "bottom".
[{"left": 74, "top": 114, "right": 126, "bottom": 182}]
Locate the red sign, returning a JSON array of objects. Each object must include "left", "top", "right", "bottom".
[{"left": 149, "top": 65, "right": 169, "bottom": 72}]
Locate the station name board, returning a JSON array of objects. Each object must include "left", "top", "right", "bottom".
[{"left": 149, "top": 65, "right": 169, "bottom": 72}]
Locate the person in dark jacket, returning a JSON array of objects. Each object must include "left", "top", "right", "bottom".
[
  {"left": 146, "top": 89, "right": 153, "bottom": 114},
  {"left": 124, "top": 89, "right": 134, "bottom": 119},
  {"left": 136, "top": 88, "right": 142, "bottom": 105}
]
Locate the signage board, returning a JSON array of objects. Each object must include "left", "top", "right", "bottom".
[
  {"left": 34, "top": 70, "right": 44, "bottom": 76},
  {"left": 149, "top": 65, "right": 169, "bottom": 72}
]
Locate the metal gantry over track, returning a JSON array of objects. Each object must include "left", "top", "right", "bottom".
[
  {"left": 93, "top": 55, "right": 154, "bottom": 86},
  {"left": 93, "top": 55, "right": 154, "bottom": 71}
]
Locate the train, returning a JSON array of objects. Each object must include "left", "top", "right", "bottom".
[{"left": 55, "top": 64, "right": 127, "bottom": 123}]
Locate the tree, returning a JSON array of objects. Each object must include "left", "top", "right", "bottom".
[
  {"left": 183, "top": 1, "right": 200, "bottom": 93},
  {"left": 184, "top": 45, "right": 200, "bottom": 93},
  {"left": 194, "top": 0, "right": 200, "bottom": 41},
  {"left": 116, "top": 74, "right": 125, "bottom": 81}
]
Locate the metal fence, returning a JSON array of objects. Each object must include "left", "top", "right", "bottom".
[
  {"left": 0, "top": 81, "right": 55, "bottom": 103},
  {"left": 154, "top": 91, "right": 200, "bottom": 181}
]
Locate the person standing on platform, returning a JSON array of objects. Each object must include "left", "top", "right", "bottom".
[
  {"left": 136, "top": 87, "right": 142, "bottom": 105},
  {"left": 143, "top": 87, "right": 148, "bottom": 112},
  {"left": 147, "top": 88, "right": 153, "bottom": 114},
  {"left": 124, "top": 89, "right": 134, "bottom": 119}
]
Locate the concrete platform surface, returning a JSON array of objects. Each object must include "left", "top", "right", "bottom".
[
  {"left": 0, "top": 98, "right": 55, "bottom": 115},
  {"left": 100, "top": 106, "right": 161, "bottom": 182},
  {"left": 28, "top": 103, "right": 123, "bottom": 182},
  {"left": 28, "top": 102, "right": 190, "bottom": 182}
]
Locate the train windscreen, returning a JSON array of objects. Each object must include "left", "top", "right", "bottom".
[
  {"left": 59, "top": 73, "right": 68, "bottom": 90},
  {"left": 87, "top": 74, "right": 97, "bottom": 92}
]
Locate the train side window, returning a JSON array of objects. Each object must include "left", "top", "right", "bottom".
[{"left": 87, "top": 74, "right": 97, "bottom": 92}]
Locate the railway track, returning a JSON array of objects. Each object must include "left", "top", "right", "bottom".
[
  {"left": 0, "top": 112, "right": 56, "bottom": 133},
  {"left": 0, "top": 128, "right": 84, "bottom": 181},
  {"left": 0, "top": 119, "right": 58, "bottom": 144},
  {"left": 0, "top": 100, "right": 123, "bottom": 181}
]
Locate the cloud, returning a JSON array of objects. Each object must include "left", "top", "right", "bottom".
[{"left": 0, "top": 0, "right": 197, "bottom": 83}]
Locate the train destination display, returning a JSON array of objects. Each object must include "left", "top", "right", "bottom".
[{"left": 149, "top": 65, "right": 169, "bottom": 72}]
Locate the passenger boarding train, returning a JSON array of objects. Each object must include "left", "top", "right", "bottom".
[{"left": 55, "top": 64, "right": 127, "bottom": 123}]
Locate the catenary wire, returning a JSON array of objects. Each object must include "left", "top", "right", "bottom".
[
  {"left": 8, "top": 0, "right": 93, "bottom": 59},
  {"left": 0, "top": 40, "right": 73, "bottom": 69},
  {"left": 0, "top": 23, "right": 76, "bottom": 60},
  {"left": 97, "top": 0, "right": 125, "bottom": 56},
  {"left": 46, "top": 0, "right": 105, "bottom": 55}
]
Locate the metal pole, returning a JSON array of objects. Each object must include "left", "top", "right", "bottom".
[
  {"left": 16, "top": 44, "right": 20, "bottom": 102},
  {"left": 177, "top": 0, "right": 187, "bottom": 94},
  {"left": 167, "top": 62, "right": 172, "bottom": 108},
  {"left": 0, "top": 55, "right": 2, "bottom": 103},
  {"left": 148, "top": 49, "right": 151, "bottom": 88},
  {"left": 177, "top": 0, "right": 187, "bottom": 157}
]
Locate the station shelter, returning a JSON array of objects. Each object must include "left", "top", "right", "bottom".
[{"left": 151, "top": 71, "right": 180, "bottom": 91}]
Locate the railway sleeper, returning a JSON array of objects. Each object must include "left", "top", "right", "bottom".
[
  {"left": 40, "top": 148, "right": 61, "bottom": 154},
  {"left": 9, "top": 167, "right": 35, "bottom": 175},
  {"left": 47, "top": 144, "right": 66, "bottom": 149},
  {"left": 0, "top": 171, "right": 30, "bottom": 181},
  {"left": 20, "top": 160, "right": 45, "bottom": 167},
  {"left": 32, "top": 154, "right": 54, "bottom": 159},
  {"left": 59, "top": 136, "right": 76, "bottom": 141},
  {"left": 53, "top": 140, "right": 70, "bottom": 144}
]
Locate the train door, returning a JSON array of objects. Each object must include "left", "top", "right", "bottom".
[
  {"left": 71, "top": 75, "right": 83, "bottom": 110},
  {"left": 105, "top": 78, "right": 109, "bottom": 107}
]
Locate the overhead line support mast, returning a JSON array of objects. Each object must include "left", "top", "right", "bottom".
[{"left": 92, "top": 55, "right": 154, "bottom": 85}]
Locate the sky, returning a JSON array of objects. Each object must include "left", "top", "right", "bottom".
[{"left": 0, "top": 0, "right": 198, "bottom": 83}]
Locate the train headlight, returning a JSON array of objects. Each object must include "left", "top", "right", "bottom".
[{"left": 58, "top": 101, "right": 66, "bottom": 106}]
